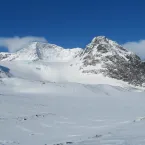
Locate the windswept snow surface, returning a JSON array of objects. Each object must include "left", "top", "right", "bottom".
[
  {"left": 0, "top": 60, "right": 145, "bottom": 145},
  {"left": 0, "top": 77, "right": 145, "bottom": 145}
]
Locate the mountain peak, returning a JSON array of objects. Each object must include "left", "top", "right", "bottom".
[
  {"left": 78, "top": 36, "right": 145, "bottom": 86},
  {"left": 85, "top": 36, "right": 129, "bottom": 55},
  {"left": 92, "top": 36, "right": 107, "bottom": 42},
  {"left": 0, "top": 41, "right": 82, "bottom": 62},
  {"left": 91, "top": 36, "right": 119, "bottom": 47}
]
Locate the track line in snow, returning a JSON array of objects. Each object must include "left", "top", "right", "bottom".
[
  {"left": 40, "top": 123, "right": 53, "bottom": 128},
  {"left": 17, "top": 125, "right": 44, "bottom": 136},
  {"left": 54, "top": 121, "right": 76, "bottom": 125},
  {"left": 88, "top": 119, "right": 106, "bottom": 122},
  {"left": 67, "top": 134, "right": 82, "bottom": 137},
  {"left": 16, "top": 125, "right": 32, "bottom": 133}
]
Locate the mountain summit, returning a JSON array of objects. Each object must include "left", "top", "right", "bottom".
[
  {"left": 78, "top": 36, "right": 145, "bottom": 86},
  {"left": 0, "top": 42, "right": 82, "bottom": 62}
]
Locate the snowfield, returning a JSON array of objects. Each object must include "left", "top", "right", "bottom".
[{"left": 0, "top": 64, "right": 145, "bottom": 145}]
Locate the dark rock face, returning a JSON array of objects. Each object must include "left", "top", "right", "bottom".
[
  {"left": 0, "top": 65, "right": 12, "bottom": 78},
  {"left": 80, "top": 36, "right": 145, "bottom": 87},
  {"left": 103, "top": 54, "right": 145, "bottom": 86},
  {"left": 0, "top": 53, "right": 11, "bottom": 61}
]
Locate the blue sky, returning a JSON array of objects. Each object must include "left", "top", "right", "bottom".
[{"left": 0, "top": 0, "right": 145, "bottom": 58}]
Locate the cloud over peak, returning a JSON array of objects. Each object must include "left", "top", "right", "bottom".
[
  {"left": 0, "top": 36, "right": 47, "bottom": 52},
  {"left": 123, "top": 40, "right": 145, "bottom": 60}
]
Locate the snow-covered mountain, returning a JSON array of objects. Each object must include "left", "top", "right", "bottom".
[
  {"left": 0, "top": 36, "right": 145, "bottom": 145},
  {"left": 0, "top": 42, "right": 82, "bottom": 62},
  {"left": 74, "top": 36, "right": 145, "bottom": 86},
  {"left": 0, "top": 36, "right": 145, "bottom": 87}
]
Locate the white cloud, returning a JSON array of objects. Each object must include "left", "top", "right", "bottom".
[
  {"left": 123, "top": 40, "right": 145, "bottom": 60},
  {"left": 0, "top": 36, "right": 47, "bottom": 52}
]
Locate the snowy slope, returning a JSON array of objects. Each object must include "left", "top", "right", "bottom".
[
  {"left": 0, "top": 78, "right": 145, "bottom": 145},
  {"left": 1, "top": 60, "right": 143, "bottom": 90}
]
